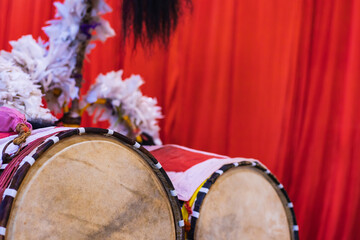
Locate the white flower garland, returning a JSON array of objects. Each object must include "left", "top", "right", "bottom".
[
  {"left": 0, "top": 0, "right": 163, "bottom": 143},
  {"left": 0, "top": 57, "right": 56, "bottom": 122},
  {"left": 85, "top": 70, "right": 163, "bottom": 145},
  {"left": 0, "top": 0, "right": 115, "bottom": 114}
]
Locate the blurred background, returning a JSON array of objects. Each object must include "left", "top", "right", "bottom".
[{"left": 1, "top": 0, "right": 359, "bottom": 239}]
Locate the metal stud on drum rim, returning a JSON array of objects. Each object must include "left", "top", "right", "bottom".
[{"left": 0, "top": 128, "right": 184, "bottom": 239}]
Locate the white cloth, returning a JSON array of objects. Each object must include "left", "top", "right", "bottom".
[
  {"left": 147, "top": 144, "right": 259, "bottom": 201},
  {"left": 167, "top": 157, "right": 258, "bottom": 201}
]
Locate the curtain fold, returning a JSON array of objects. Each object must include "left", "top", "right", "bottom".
[{"left": 1, "top": 0, "right": 359, "bottom": 239}]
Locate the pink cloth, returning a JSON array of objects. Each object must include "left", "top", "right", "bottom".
[
  {"left": 0, "top": 107, "right": 32, "bottom": 133},
  {"left": 0, "top": 133, "right": 16, "bottom": 139}
]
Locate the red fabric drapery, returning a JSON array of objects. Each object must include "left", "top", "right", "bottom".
[{"left": 1, "top": 0, "right": 360, "bottom": 239}]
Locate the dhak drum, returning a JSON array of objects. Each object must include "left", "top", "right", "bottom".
[
  {"left": 0, "top": 128, "right": 184, "bottom": 240},
  {"left": 149, "top": 145, "right": 299, "bottom": 240}
]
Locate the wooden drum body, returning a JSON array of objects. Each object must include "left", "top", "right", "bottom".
[{"left": 0, "top": 128, "right": 184, "bottom": 240}]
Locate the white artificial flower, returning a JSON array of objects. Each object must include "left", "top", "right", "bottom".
[
  {"left": 1, "top": 0, "right": 115, "bottom": 114},
  {"left": 85, "top": 70, "right": 163, "bottom": 145},
  {"left": 0, "top": 35, "right": 78, "bottom": 113},
  {"left": 0, "top": 57, "right": 56, "bottom": 122}
]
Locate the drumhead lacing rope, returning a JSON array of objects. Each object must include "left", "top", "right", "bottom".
[{"left": 0, "top": 133, "right": 57, "bottom": 198}]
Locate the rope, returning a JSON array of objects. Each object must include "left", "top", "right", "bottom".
[
  {"left": 1, "top": 124, "right": 32, "bottom": 162},
  {"left": 13, "top": 123, "right": 31, "bottom": 145},
  {"left": 184, "top": 201, "right": 193, "bottom": 232}
]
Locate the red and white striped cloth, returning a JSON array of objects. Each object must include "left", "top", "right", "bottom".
[
  {"left": 147, "top": 145, "right": 258, "bottom": 201},
  {"left": 0, "top": 127, "right": 72, "bottom": 163}
]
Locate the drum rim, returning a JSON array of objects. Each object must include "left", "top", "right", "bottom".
[
  {"left": 0, "top": 127, "right": 184, "bottom": 240},
  {"left": 188, "top": 161, "right": 299, "bottom": 240}
]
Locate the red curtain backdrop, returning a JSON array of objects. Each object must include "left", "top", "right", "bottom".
[{"left": 1, "top": 0, "right": 360, "bottom": 239}]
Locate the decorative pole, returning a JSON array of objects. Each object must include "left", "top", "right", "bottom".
[{"left": 61, "top": 0, "right": 96, "bottom": 126}]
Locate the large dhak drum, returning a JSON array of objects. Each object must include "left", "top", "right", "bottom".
[
  {"left": 150, "top": 145, "right": 299, "bottom": 240},
  {"left": 0, "top": 128, "right": 184, "bottom": 240}
]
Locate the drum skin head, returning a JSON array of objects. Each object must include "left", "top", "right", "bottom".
[
  {"left": 6, "top": 135, "right": 176, "bottom": 240},
  {"left": 194, "top": 166, "right": 292, "bottom": 240}
]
